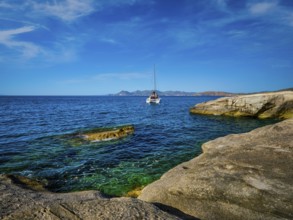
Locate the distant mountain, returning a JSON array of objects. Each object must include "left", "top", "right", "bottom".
[
  {"left": 110, "top": 90, "right": 239, "bottom": 97},
  {"left": 111, "top": 90, "right": 150, "bottom": 96}
]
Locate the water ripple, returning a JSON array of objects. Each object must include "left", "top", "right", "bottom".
[{"left": 0, "top": 96, "right": 279, "bottom": 196}]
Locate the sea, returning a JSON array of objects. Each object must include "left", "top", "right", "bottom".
[{"left": 0, "top": 96, "right": 279, "bottom": 196}]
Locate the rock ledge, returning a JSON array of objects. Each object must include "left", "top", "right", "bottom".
[
  {"left": 139, "top": 118, "right": 293, "bottom": 219},
  {"left": 190, "top": 91, "right": 293, "bottom": 119}
]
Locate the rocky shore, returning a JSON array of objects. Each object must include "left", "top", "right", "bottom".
[
  {"left": 139, "top": 118, "right": 293, "bottom": 219},
  {"left": 190, "top": 91, "right": 293, "bottom": 119},
  {"left": 0, "top": 175, "right": 180, "bottom": 220}
]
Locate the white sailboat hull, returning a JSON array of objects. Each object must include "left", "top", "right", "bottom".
[{"left": 146, "top": 97, "right": 161, "bottom": 104}]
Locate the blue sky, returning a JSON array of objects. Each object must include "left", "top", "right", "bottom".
[{"left": 0, "top": 0, "right": 293, "bottom": 95}]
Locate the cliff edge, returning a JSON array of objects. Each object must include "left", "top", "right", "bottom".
[
  {"left": 190, "top": 91, "right": 293, "bottom": 119},
  {"left": 139, "top": 118, "right": 293, "bottom": 219}
]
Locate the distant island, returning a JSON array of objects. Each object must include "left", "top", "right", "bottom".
[
  {"left": 110, "top": 90, "right": 241, "bottom": 97},
  {"left": 109, "top": 88, "right": 293, "bottom": 97}
]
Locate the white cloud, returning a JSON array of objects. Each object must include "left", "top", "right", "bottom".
[
  {"left": 1, "top": 0, "right": 153, "bottom": 23},
  {"left": 249, "top": 2, "right": 277, "bottom": 14},
  {"left": 32, "top": 0, "right": 95, "bottom": 22},
  {"left": 0, "top": 26, "right": 42, "bottom": 59},
  {"left": 247, "top": 1, "right": 293, "bottom": 28},
  {"left": 0, "top": 25, "right": 79, "bottom": 63},
  {"left": 0, "top": 26, "right": 35, "bottom": 38}
]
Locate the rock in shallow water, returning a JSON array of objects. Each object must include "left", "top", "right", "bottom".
[
  {"left": 139, "top": 118, "right": 293, "bottom": 220},
  {"left": 190, "top": 91, "right": 293, "bottom": 119},
  {"left": 77, "top": 125, "right": 134, "bottom": 142}
]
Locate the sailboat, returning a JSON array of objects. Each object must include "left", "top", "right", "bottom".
[{"left": 146, "top": 65, "right": 161, "bottom": 104}]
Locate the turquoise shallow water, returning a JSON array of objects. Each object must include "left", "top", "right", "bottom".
[{"left": 0, "top": 96, "right": 278, "bottom": 196}]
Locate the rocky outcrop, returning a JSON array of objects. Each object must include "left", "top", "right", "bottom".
[
  {"left": 79, "top": 125, "right": 134, "bottom": 142},
  {"left": 139, "top": 118, "right": 293, "bottom": 219},
  {"left": 190, "top": 91, "right": 293, "bottom": 119},
  {"left": 0, "top": 175, "right": 179, "bottom": 220}
]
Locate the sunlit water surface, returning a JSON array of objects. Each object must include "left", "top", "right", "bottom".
[{"left": 0, "top": 96, "right": 278, "bottom": 196}]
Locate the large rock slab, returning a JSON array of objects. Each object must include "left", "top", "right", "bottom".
[
  {"left": 139, "top": 119, "right": 293, "bottom": 219},
  {"left": 190, "top": 91, "right": 293, "bottom": 119},
  {"left": 0, "top": 175, "right": 179, "bottom": 220}
]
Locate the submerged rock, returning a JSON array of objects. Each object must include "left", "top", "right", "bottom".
[
  {"left": 139, "top": 118, "right": 293, "bottom": 219},
  {"left": 70, "top": 125, "right": 134, "bottom": 146},
  {"left": 78, "top": 125, "right": 134, "bottom": 142},
  {"left": 0, "top": 174, "right": 179, "bottom": 220},
  {"left": 190, "top": 91, "right": 293, "bottom": 119}
]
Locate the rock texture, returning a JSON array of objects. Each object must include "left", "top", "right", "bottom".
[
  {"left": 0, "top": 175, "right": 179, "bottom": 220},
  {"left": 79, "top": 125, "right": 134, "bottom": 142},
  {"left": 139, "top": 118, "right": 293, "bottom": 219},
  {"left": 190, "top": 91, "right": 293, "bottom": 119}
]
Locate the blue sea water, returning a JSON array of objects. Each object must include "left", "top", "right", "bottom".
[{"left": 0, "top": 96, "right": 278, "bottom": 196}]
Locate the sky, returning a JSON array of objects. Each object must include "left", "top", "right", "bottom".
[{"left": 0, "top": 0, "right": 293, "bottom": 95}]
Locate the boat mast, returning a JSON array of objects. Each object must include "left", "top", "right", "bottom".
[{"left": 154, "top": 64, "right": 156, "bottom": 92}]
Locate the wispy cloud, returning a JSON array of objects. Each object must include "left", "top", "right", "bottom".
[
  {"left": 0, "top": 26, "right": 42, "bottom": 59},
  {"left": 0, "top": 25, "right": 79, "bottom": 63},
  {"left": 0, "top": 0, "right": 154, "bottom": 64},
  {"left": 246, "top": 1, "right": 293, "bottom": 30},
  {"left": 29, "top": 0, "right": 151, "bottom": 22},
  {"left": 0, "top": 2, "right": 14, "bottom": 9},
  {"left": 32, "top": 0, "right": 95, "bottom": 22},
  {"left": 248, "top": 2, "right": 277, "bottom": 14}
]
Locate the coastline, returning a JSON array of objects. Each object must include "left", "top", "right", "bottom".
[{"left": 1, "top": 91, "right": 293, "bottom": 219}]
